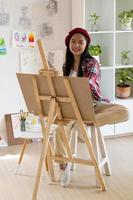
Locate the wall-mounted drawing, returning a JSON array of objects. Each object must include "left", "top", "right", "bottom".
[
  {"left": 46, "top": 0, "right": 58, "bottom": 16},
  {"left": 20, "top": 50, "right": 41, "bottom": 74},
  {"left": 12, "top": 30, "right": 36, "bottom": 48},
  {"left": 14, "top": 5, "right": 31, "bottom": 29},
  {"left": 48, "top": 51, "right": 55, "bottom": 68},
  {"left": 0, "top": 37, "right": 7, "bottom": 55},
  {"left": 19, "top": 6, "right": 31, "bottom": 29},
  {"left": 0, "top": 0, "right": 9, "bottom": 25},
  {"left": 38, "top": 22, "right": 53, "bottom": 38},
  {"left": 47, "top": 50, "right": 63, "bottom": 72}
]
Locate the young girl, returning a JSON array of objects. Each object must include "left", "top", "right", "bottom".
[
  {"left": 63, "top": 27, "right": 109, "bottom": 103},
  {"left": 55, "top": 27, "right": 109, "bottom": 187}
]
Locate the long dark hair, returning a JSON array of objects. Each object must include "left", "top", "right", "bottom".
[{"left": 63, "top": 37, "right": 92, "bottom": 77}]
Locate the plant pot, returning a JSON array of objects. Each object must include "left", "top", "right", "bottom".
[
  {"left": 121, "top": 57, "right": 129, "bottom": 65},
  {"left": 91, "top": 23, "right": 98, "bottom": 32},
  {"left": 116, "top": 85, "right": 131, "bottom": 98},
  {"left": 93, "top": 55, "right": 100, "bottom": 64},
  {"left": 120, "top": 18, "right": 132, "bottom": 31}
]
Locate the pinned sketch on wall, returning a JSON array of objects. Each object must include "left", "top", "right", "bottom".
[
  {"left": 46, "top": 0, "right": 58, "bottom": 16},
  {"left": 47, "top": 50, "right": 63, "bottom": 72},
  {"left": 12, "top": 31, "right": 36, "bottom": 48},
  {"left": 0, "top": 0, "right": 9, "bottom": 25},
  {"left": 20, "top": 50, "right": 41, "bottom": 74},
  {"left": 48, "top": 51, "right": 55, "bottom": 68},
  {"left": 0, "top": 37, "right": 7, "bottom": 55},
  {"left": 14, "top": 5, "right": 31, "bottom": 29},
  {"left": 38, "top": 23, "right": 53, "bottom": 38}
]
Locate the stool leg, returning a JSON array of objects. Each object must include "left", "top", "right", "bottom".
[
  {"left": 90, "top": 127, "right": 100, "bottom": 163},
  {"left": 78, "top": 122, "right": 106, "bottom": 191},
  {"left": 70, "top": 129, "right": 78, "bottom": 170},
  {"left": 90, "top": 126, "right": 101, "bottom": 187},
  {"left": 97, "top": 128, "right": 111, "bottom": 176}
]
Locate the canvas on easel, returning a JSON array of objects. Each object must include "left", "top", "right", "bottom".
[{"left": 17, "top": 72, "right": 107, "bottom": 200}]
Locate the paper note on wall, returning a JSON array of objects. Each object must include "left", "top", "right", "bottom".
[
  {"left": 20, "top": 50, "right": 41, "bottom": 73},
  {"left": 12, "top": 30, "right": 36, "bottom": 48},
  {"left": 0, "top": 37, "right": 7, "bottom": 55}
]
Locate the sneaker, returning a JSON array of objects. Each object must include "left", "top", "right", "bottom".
[{"left": 60, "top": 162, "right": 72, "bottom": 187}]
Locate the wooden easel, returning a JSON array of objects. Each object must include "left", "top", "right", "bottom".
[
  {"left": 15, "top": 39, "right": 58, "bottom": 174},
  {"left": 17, "top": 39, "right": 107, "bottom": 200}
]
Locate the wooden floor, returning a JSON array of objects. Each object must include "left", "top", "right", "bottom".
[{"left": 0, "top": 136, "right": 133, "bottom": 200}]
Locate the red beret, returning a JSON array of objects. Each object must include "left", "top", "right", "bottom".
[{"left": 65, "top": 27, "right": 91, "bottom": 46}]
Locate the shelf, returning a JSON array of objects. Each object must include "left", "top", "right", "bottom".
[
  {"left": 116, "top": 30, "right": 133, "bottom": 33},
  {"left": 72, "top": 0, "right": 133, "bottom": 135},
  {"left": 89, "top": 30, "right": 133, "bottom": 34},
  {"left": 115, "top": 65, "right": 133, "bottom": 69},
  {"left": 89, "top": 31, "right": 114, "bottom": 34},
  {"left": 100, "top": 66, "right": 114, "bottom": 70},
  {"left": 115, "top": 97, "right": 133, "bottom": 102}
]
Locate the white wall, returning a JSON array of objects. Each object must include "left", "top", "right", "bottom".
[{"left": 0, "top": 0, "right": 72, "bottom": 142}]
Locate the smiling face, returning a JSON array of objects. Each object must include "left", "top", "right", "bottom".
[{"left": 69, "top": 33, "right": 87, "bottom": 56}]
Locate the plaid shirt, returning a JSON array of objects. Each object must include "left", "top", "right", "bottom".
[{"left": 82, "top": 57, "right": 109, "bottom": 103}]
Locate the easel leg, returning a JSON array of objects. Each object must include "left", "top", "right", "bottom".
[
  {"left": 44, "top": 140, "right": 55, "bottom": 178},
  {"left": 15, "top": 139, "right": 28, "bottom": 174},
  {"left": 46, "top": 143, "right": 56, "bottom": 182},
  {"left": 45, "top": 155, "right": 48, "bottom": 172},
  {"left": 32, "top": 99, "right": 56, "bottom": 200},
  {"left": 32, "top": 137, "right": 50, "bottom": 200}
]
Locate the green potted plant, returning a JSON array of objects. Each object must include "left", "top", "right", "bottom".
[
  {"left": 116, "top": 68, "right": 133, "bottom": 98},
  {"left": 120, "top": 50, "right": 130, "bottom": 65},
  {"left": 88, "top": 44, "right": 102, "bottom": 64},
  {"left": 118, "top": 10, "right": 133, "bottom": 30},
  {"left": 89, "top": 12, "right": 100, "bottom": 31}
]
